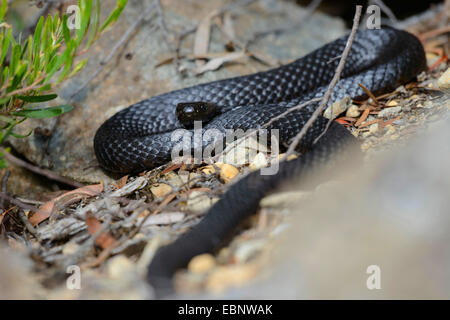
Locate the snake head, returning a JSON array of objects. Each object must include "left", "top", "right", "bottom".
[{"left": 176, "top": 101, "right": 219, "bottom": 128}]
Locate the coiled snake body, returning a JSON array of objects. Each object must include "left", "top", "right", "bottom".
[{"left": 93, "top": 28, "right": 426, "bottom": 295}]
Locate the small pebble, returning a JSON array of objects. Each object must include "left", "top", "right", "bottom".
[
  {"left": 178, "top": 171, "right": 200, "bottom": 186},
  {"left": 206, "top": 265, "right": 257, "bottom": 294},
  {"left": 233, "top": 239, "right": 266, "bottom": 263},
  {"left": 396, "top": 85, "right": 407, "bottom": 94},
  {"left": 186, "top": 191, "right": 218, "bottom": 213},
  {"left": 165, "top": 172, "right": 184, "bottom": 187},
  {"left": 62, "top": 242, "right": 79, "bottom": 255},
  {"left": 384, "top": 125, "right": 396, "bottom": 136},
  {"left": 107, "top": 255, "right": 136, "bottom": 280},
  {"left": 378, "top": 106, "right": 401, "bottom": 118},
  {"left": 324, "top": 96, "right": 351, "bottom": 119},
  {"left": 345, "top": 104, "right": 360, "bottom": 118},
  {"left": 249, "top": 152, "right": 268, "bottom": 170},
  {"left": 188, "top": 254, "right": 216, "bottom": 274},
  {"left": 386, "top": 100, "right": 398, "bottom": 107},
  {"left": 260, "top": 191, "right": 310, "bottom": 208},
  {"left": 217, "top": 163, "right": 239, "bottom": 183},
  {"left": 369, "top": 123, "right": 378, "bottom": 134},
  {"left": 437, "top": 68, "right": 450, "bottom": 93},
  {"left": 201, "top": 165, "right": 216, "bottom": 175},
  {"left": 150, "top": 183, "right": 172, "bottom": 198},
  {"left": 426, "top": 52, "right": 440, "bottom": 68}
]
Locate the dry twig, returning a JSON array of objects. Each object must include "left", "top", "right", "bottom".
[
  {"left": 0, "top": 192, "right": 38, "bottom": 211},
  {"left": 1, "top": 170, "right": 10, "bottom": 210},
  {"left": 1, "top": 148, "right": 84, "bottom": 188},
  {"left": 284, "top": 5, "right": 363, "bottom": 156}
]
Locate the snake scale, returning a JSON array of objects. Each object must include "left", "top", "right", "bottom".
[{"left": 93, "top": 28, "right": 426, "bottom": 296}]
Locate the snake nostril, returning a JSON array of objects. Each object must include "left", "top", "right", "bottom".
[{"left": 176, "top": 101, "right": 219, "bottom": 128}]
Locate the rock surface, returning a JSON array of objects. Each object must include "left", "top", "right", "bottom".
[
  {"left": 8, "top": 0, "right": 346, "bottom": 186},
  {"left": 438, "top": 67, "right": 450, "bottom": 94}
]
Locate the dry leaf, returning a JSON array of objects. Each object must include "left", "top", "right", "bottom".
[
  {"left": 142, "top": 212, "right": 185, "bottom": 226},
  {"left": 358, "top": 119, "right": 380, "bottom": 129},
  {"left": 85, "top": 215, "right": 116, "bottom": 249},
  {"left": 159, "top": 193, "right": 177, "bottom": 208},
  {"left": 355, "top": 108, "right": 371, "bottom": 127},
  {"left": 222, "top": 11, "right": 235, "bottom": 41},
  {"left": 358, "top": 82, "right": 379, "bottom": 104},
  {"left": 155, "top": 53, "right": 176, "bottom": 68},
  {"left": 109, "top": 176, "right": 147, "bottom": 197},
  {"left": 114, "top": 175, "right": 129, "bottom": 190},
  {"left": 194, "top": 51, "right": 247, "bottom": 75},
  {"left": 249, "top": 51, "right": 279, "bottom": 67},
  {"left": 162, "top": 163, "right": 183, "bottom": 175},
  {"left": 194, "top": 10, "right": 218, "bottom": 66},
  {"left": 335, "top": 118, "right": 350, "bottom": 125},
  {"left": 29, "top": 183, "right": 103, "bottom": 226},
  {"left": 379, "top": 115, "right": 402, "bottom": 129}
]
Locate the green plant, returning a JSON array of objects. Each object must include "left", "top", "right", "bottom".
[{"left": 0, "top": 0, "right": 128, "bottom": 168}]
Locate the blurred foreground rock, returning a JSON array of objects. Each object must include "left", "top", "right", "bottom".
[
  {"left": 215, "top": 116, "right": 450, "bottom": 299},
  {"left": 0, "top": 245, "right": 42, "bottom": 299}
]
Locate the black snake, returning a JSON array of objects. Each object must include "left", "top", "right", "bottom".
[{"left": 93, "top": 28, "right": 426, "bottom": 296}]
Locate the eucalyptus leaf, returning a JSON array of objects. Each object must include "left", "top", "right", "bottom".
[
  {"left": 0, "top": 0, "right": 7, "bottom": 22},
  {"left": 12, "top": 105, "right": 73, "bottom": 119},
  {"left": 99, "top": 0, "right": 128, "bottom": 33},
  {"left": 68, "top": 58, "right": 88, "bottom": 78},
  {"left": 0, "top": 28, "right": 12, "bottom": 66},
  {"left": 16, "top": 93, "right": 57, "bottom": 102},
  {"left": 33, "top": 16, "right": 44, "bottom": 58},
  {"left": 0, "top": 96, "right": 9, "bottom": 105},
  {"left": 10, "top": 129, "right": 32, "bottom": 139}
]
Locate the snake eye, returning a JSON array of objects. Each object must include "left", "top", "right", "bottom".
[{"left": 176, "top": 102, "right": 218, "bottom": 128}]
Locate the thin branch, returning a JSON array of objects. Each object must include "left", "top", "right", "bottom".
[
  {"left": 0, "top": 192, "right": 38, "bottom": 211},
  {"left": 0, "top": 170, "right": 10, "bottom": 210},
  {"left": 284, "top": 5, "right": 362, "bottom": 159},
  {"left": 18, "top": 209, "right": 40, "bottom": 239},
  {"left": 2, "top": 76, "right": 45, "bottom": 98},
  {"left": 154, "top": 0, "right": 173, "bottom": 51},
  {"left": 15, "top": 197, "right": 45, "bottom": 206},
  {"left": 173, "top": 0, "right": 258, "bottom": 53},
  {"left": 1, "top": 148, "right": 84, "bottom": 188}
]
